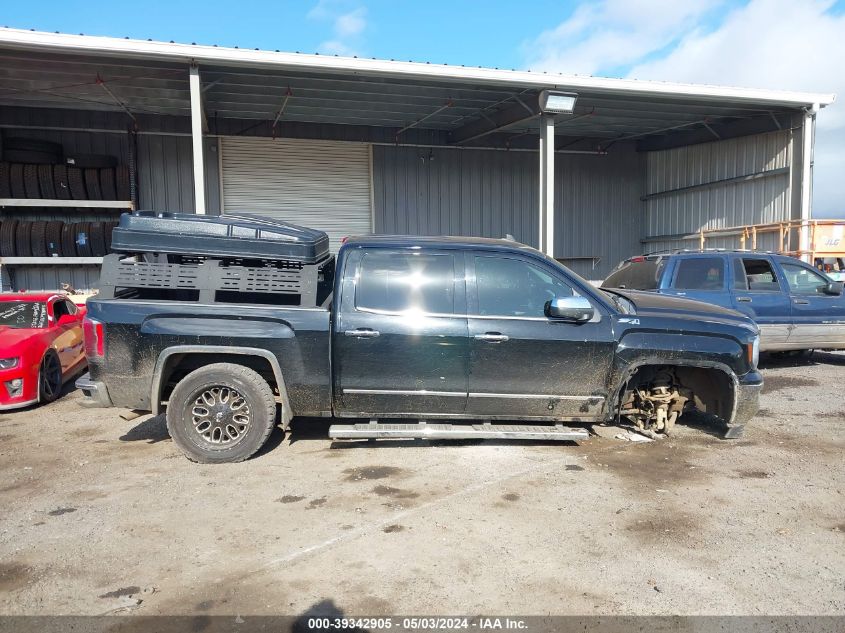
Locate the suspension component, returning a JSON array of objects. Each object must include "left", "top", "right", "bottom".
[{"left": 619, "top": 369, "right": 693, "bottom": 434}]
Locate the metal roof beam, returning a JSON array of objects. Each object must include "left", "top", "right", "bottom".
[
  {"left": 0, "top": 69, "right": 189, "bottom": 91},
  {"left": 395, "top": 100, "right": 453, "bottom": 139},
  {"left": 95, "top": 73, "right": 136, "bottom": 123},
  {"left": 201, "top": 73, "right": 516, "bottom": 102},
  {"left": 449, "top": 98, "right": 540, "bottom": 145},
  {"left": 203, "top": 86, "right": 492, "bottom": 110},
  {"left": 635, "top": 114, "right": 790, "bottom": 151}
]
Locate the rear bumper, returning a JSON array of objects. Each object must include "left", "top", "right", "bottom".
[
  {"left": 726, "top": 370, "right": 764, "bottom": 438},
  {"left": 75, "top": 373, "right": 114, "bottom": 408}
]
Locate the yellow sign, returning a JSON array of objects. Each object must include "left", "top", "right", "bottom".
[{"left": 813, "top": 223, "right": 845, "bottom": 254}]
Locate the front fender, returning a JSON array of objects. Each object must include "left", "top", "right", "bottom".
[
  {"left": 608, "top": 330, "right": 752, "bottom": 428},
  {"left": 612, "top": 331, "right": 748, "bottom": 381}
]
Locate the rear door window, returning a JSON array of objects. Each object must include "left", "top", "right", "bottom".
[
  {"left": 603, "top": 258, "right": 665, "bottom": 290},
  {"left": 672, "top": 257, "right": 725, "bottom": 290},
  {"left": 732, "top": 259, "right": 748, "bottom": 290},
  {"left": 739, "top": 258, "right": 781, "bottom": 292},
  {"left": 355, "top": 251, "right": 456, "bottom": 314}
]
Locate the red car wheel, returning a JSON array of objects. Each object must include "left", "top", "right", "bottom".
[{"left": 39, "top": 351, "right": 62, "bottom": 403}]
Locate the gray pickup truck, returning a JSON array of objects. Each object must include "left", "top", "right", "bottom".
[{"left": 78, "top": 212, "right": 763, "bottom": 463}]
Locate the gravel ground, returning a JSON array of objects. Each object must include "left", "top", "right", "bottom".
[{"left": 0, "top": 352, "right": 843, "bottom": 617}]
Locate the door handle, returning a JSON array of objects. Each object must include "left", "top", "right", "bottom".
[
  {"left": 474, "top": 332, "right": 509, "bottom": 343},
  {"left": 736, "top": 297, "right": 752, "bottom": 303},
  {"left": 793, "top": 299, "right": 810, "bottom": 305},
  {"left": 344, "top": 329, "right": 380, "bottom": 338}
]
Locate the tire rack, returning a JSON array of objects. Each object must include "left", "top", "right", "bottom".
[{"left": 0, "top": 198, "right": 134, "bottom": 291}]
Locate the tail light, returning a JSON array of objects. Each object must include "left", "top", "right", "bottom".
[{"left": 83, "top": 316, "right": 104, "bottom": 357}]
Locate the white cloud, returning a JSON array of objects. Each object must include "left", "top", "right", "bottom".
[
  {"left": 627, "top": 0, "right": 843, "bottom": 217},
  {"left": 335, "top": 8, "right": 366, "bottom": 38},
  {"left": 318, "top": 39, "right": 358, "bottom": 56},
  {"left": 523, "top": 0, "right": 844, "bottom": 217},
  {"left": 523, "top": 0, "right": 724, "bottom": 75},
  {"left": 308, "top": 1, "right": 367, "bottom": 57}
]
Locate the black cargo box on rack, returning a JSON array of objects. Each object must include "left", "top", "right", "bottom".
[
  {"left": 110, "top": 211, "right": 330, "bottom": 261},
  {"left": 98, "top": 211, "right": 334, "bottom": 307}
]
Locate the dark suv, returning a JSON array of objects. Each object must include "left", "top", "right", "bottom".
[{"left": 602, "top": 251, "right": 845, "bottom": 352}]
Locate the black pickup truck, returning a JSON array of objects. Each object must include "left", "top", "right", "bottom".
[{"left": 77, "top": 212, "right": 763, "bottom": 463}]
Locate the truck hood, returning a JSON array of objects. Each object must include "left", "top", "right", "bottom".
[{"left": 607, "top": 289, "right": 758, "bottom": 333}]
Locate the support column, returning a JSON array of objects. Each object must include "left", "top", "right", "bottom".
[
  {"left": 538, "top": 115, "right": 555, "bottom": 256},
  {"left": 798, "top": 103, "right": 818, "bottom": 261},
  {"left": 189, "top": 64, "right": 206, "bottom": 215}
]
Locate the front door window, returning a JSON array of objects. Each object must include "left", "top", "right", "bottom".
[
  {"left": 473, "top": 255, "right": 578, "bottom": 318},
  {"left": 781, "top": 263, "right": 831, "bottom": 295}
]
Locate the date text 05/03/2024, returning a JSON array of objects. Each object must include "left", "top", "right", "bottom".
[{"left": 306, "top": 617, "right": 528, "bottom": 630}]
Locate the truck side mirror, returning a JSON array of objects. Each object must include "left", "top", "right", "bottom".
[
  {"left": 823, "top": 281, "right": 844, "bottom": 296},
  {"left": 545, "top": 296, "right": 594, "bottom": 322}
]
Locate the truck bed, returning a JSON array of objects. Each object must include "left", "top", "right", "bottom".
[{"left": 84, "top": 298, "right": 332, "bottom": 416}]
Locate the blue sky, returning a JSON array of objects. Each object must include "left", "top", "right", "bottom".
[
  {"left": 0, "top": 0, "right": 743, "bottom": 72},
  {"left": 3, "top": 0, "right": 844, "bottom": 216}
]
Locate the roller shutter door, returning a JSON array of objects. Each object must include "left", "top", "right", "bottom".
[{"left": 220, "top": 137, "right": 372, "bottom": 251}]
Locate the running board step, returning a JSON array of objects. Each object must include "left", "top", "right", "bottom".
[{"left": 328, "top": 422, "right": 589, "bottom": 441}]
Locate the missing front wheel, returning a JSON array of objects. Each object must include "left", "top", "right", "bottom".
[{"left": 619, "top": 369, "right": 693, "bottom": 435}]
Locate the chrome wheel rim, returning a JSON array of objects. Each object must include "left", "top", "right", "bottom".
[
  {"left": 190, "top": 386, "right": 251, "bottom": 447},
  {"left": 40, "top": 354, "right": 61, "bottom": 399}
]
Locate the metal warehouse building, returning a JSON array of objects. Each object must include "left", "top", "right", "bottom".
[{"left": 0, "top": 28, "right": 835, "bottom": 290}]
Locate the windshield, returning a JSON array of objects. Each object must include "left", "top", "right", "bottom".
[
  {"left": 0, "top": 301, "right": 48, "bottom": 329},
  {"left": 603, "top": 257, "right": 665, "bottom": 290}
]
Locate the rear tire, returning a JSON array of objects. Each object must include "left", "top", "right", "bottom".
[{"left": 166, "top": 363, "right": 278, "bottom": 464}]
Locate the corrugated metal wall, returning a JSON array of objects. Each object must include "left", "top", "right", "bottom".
[
  {"left": 374, "top": 145, "right": 538, "bottom": 245},
  {"left": 6, "top": 265, "right": 101, "bottom": 294},
  {"left": 644, "top": 130, "right": 792, "bottom": 253},
  {"left": 373, "top": 143, "right": 644, "bottom": 279},
  {"left": 555, "top": 144, "right": 644, "bottom": 279},
  {"left": 136, "top": 135, "right": 220, "bottom": 214}
]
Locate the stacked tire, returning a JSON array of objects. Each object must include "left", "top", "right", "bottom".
[
  {"left": 0, "top": 220, "right": 118, "bottom": 257},
  {"left": 0, "top": 138, "right": 130, "bottom": 201}
]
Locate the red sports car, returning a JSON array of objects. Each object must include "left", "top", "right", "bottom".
[{"left": 0, "top": 292, "right": 87, "bottom": 410}]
